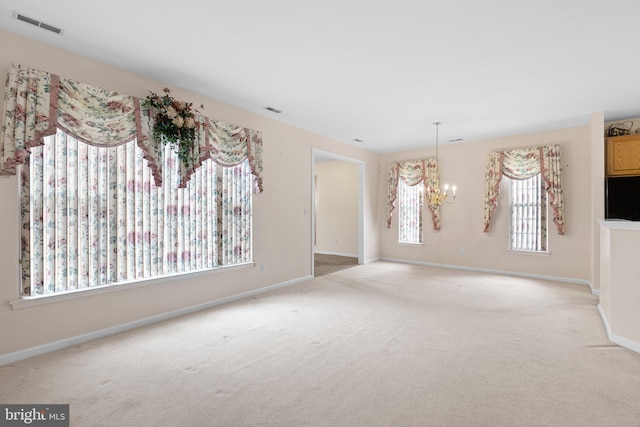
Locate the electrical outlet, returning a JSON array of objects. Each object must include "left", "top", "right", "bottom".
[
  {"left": 459, "top": 248, "right": 465, "bottom": 255},
  {"left": 259, "top": 262, "right": 265, "bottom": 272}
]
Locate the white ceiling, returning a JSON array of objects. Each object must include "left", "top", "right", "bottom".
[{"left": 0, "top": 1, "right": 638, "bottom": 153}]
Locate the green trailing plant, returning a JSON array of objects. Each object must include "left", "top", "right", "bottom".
[{"left": 142, "top": 88, "right": 203, "bottom": 166}]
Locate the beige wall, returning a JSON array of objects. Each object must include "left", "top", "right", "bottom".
[
  {"left": 589, "top": 112, "right": 605, "bottom": 290},
  {"left": 599, "top": 222, "right": 640, "bottom": 347},
  {"left": 0, "top": 30, "right": 381, "bottom": 356},
  {"left": 599, "top": 225, "right": 612, "bottom": 320},
  {"left": 314, "top": 161, "right": 359, "bottom": 256},
  {"left": 379, "top": 126, "right": 592, "bottom": 281}
]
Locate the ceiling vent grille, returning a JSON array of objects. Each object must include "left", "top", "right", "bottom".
[
  {"left": 265, "top": 107, "right": 282, "bottom": 114},
  {"left": 13, "top": 12, "right": 63, "bottom": 35}
]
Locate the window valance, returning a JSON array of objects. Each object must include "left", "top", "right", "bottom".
[
  {"left": 1, "top": 64, "right": 263, "bottom": 192},
  {"left": 484, "top": 144, "right": 564, "bottom": 234},
  {"left": 387, "top": 159, "right": 441, "bottom": 230}
]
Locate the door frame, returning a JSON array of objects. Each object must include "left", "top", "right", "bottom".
[{"left": 311, "top": 148, "right": 365, "bottom": 276}]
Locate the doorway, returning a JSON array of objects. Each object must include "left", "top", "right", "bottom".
[{"left": 311, "top": 149, "right": 364, "bottom": 277}]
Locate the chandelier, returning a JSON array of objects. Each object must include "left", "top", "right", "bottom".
[{"left": 426, "top": 122, "right": 456, "bottom": 207}]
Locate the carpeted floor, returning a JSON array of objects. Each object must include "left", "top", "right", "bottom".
[
  {"left": 314, "top": 253, "right": 358, "bottom": 276},
  {"left": 2, "top": 261, "right": 640, "bottom": 426}
]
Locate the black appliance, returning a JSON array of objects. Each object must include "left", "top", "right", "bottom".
[{"left": 605, "top": 176, "right": 640, "bottom": 221}]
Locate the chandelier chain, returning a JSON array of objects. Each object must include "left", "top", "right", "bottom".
[
  {"left": 427, "top": 121, "right": 455, "bottom": 207},
  {"left": 434, "top": 121, "right": 441, "bottom": 162}
]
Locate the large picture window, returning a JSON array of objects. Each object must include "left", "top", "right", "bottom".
[
  {"left": 20, "top": 129, "right": 253, "bottom": 297},
  {"left": 0, "top": 64, "right": 263, "bottom": 299}
]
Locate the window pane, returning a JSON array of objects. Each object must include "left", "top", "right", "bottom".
[
  {"left": 510, "top": 174, "right": 547, "bottom": 252},
  {"left": 398, "top": 180, "right": 422, "bottom": 244}
]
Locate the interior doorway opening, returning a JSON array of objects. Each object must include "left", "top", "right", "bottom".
[{"left": 311, "top": 149, "right": 364, "bottom": 277}]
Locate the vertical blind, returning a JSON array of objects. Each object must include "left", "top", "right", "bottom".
[
  {"left": 21, "top": 129, "right": 252, "bottom": 296},
  {"left": 510, "top": 174, "right": 547, "bottom": 252},
  {"left": 398, "top": 180, "right": 423, "bottom": 244}
]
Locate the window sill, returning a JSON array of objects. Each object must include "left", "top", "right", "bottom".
[
  {"left": 398, "top": 242, "right": 424, "bottom": 247},
  {"left": 508, "top": 249, "right": 550, "bottom": 257},
  {"left": 10, "top": 262, "right": 253, "bottom": 311}
]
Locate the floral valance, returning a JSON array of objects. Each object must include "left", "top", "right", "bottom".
[
  {"left": 484, "top": 144, "right": 564, "bottom": 234},
  {"left": 209, "top": 119, "right": 263, "bottom": 192},
  {"left": 387, "top": 158, "right": 441, "bottom": 230},
  {"left": 1, "top": 64, "right": 263, "bottom": 192}
]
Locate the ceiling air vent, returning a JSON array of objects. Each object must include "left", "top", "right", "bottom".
[
  {"left": 13, "top": 12, "right": 63, "bottom": 35},
  {"left": 265, "top": 107, "right": 282, "bottom": 114}
]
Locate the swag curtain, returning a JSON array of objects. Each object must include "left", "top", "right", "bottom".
[
  {"left": 387, "top": 159, "right": 441, "bottom": 231},
  {"left": 1, "top": 64, "right": 264, "bottom": 191},
  {"left": 483, "top": 145, "right": 564, "bottom": 234},
  {"left": 208, "top": 119, "right": 263, "bottom": 193}
]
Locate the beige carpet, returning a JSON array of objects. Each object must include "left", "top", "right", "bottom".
[{"left": 2, "top": 261, "right": 640, "bottom": 426}]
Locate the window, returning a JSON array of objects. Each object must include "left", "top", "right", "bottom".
[
  {"left": 510, "top": 174, "right": 547, "bottom": 252},
  {"left": 20, "top": 129, "right": 253, "bottom": 297},
  {"left": 398, "top": 180, "right": 423, "bottom": 244}
]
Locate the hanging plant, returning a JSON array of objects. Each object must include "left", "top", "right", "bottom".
[{"left": 142, "top": 88, "right": 203, "bottom": 166}]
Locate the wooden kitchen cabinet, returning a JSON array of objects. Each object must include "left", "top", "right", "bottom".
[{"left": 606, "top": 134, "right": 640, "bottom": 176}]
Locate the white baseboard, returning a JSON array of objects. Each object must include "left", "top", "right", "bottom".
[
  {"left": 314, "top": 250, "right": 358, "bottom": 258},
  {"left": 381, "top": 257, "right": 592, "bottom": 287},
  {"left": 0, "top": 275, "right": 313, "bottom": 366},
  {"left": 597, "top": 304, "right": 640, "bottom": 354},
  {"left": 598, "top": 304, "right": 613, "bottom": 337}
]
